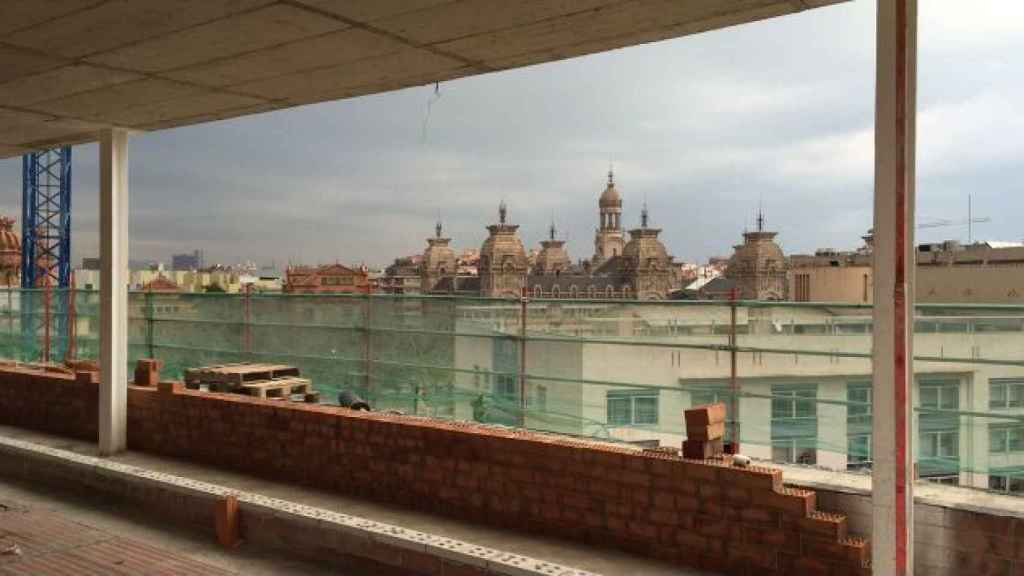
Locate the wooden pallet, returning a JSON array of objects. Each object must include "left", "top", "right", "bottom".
[
  {"left": 184, "top": 363, "right": 301, "bottom": 390},
  {"left": 238, "top": 377, "right": 312, "bottom": 399}
]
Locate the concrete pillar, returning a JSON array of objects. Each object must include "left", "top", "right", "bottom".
[
  {"left": 872, "top": 1, "right": 917, "bottom": 574},
  {"left": 99, "top": 129, "right": 129, "bottom": 456}
]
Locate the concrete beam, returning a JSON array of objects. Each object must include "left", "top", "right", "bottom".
[
  {"left": 99, "top": 128, "right": 129, "bottom": 456},
  {"left": 872, "top": 1, "right": 917, "bottom": 574}
]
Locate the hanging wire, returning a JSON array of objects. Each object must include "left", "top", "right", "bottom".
[{"left": 420, "top": 82, "right": 442, "bottom": 144}]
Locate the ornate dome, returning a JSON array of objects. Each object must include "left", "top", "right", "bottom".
[
  {"left": 0, "top": 216, "right": 21, "bottom": 277},
  {"left": 422, "top": 222, "right": 456, "bottom": 275},
  {"left": 622, "top": 229, "right": 669, "bottom": 270},
  {"left": 726, "top": 231, "right": 786, "bottom": 275},
  {"left": 479, "top": 204, "right": 528, "bottom": 273},
  {"left": 533, "top": 224, "right": 571, "bottom": 275},
  {"left": 599, "top": 170, "right": 622, "bottom": 208}
]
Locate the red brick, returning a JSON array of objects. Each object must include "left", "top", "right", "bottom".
[
  {"left": 686, "top": 421, "right": 725, "bottom": 441},
  {"left": 684, "top": 402, "right": 726, "bottom": 427},
  {"left": 682, "top": 438, "right": 723, "bottom": 459}
]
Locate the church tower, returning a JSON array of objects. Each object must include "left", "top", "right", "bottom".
[
  {"left": 420, "top": 219, "right": 456, "bottom": 292},
  {"left": 724, "top": 208, "right": 788, "bottom": 300},
  {"left": 593, "top": 169, "right": 625, "bottom": 266},
  {"left": 478, "top": 202, "right": 528, "bottom": 297}
]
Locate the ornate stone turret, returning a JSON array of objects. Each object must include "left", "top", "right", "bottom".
[
  {"left": 479, "top": 202, "right": 528, "bottom": 297},
  {"left": 421, "top": 220, "right": 456, "bottom": 292},
  {"left": 621, "top": 202, "right": 672, "bottom": 299},
  {"left": 0, "top": 216, "right": 21, "bottom": 286},
  {"left": 533, "top": 222, "right": 571, "bottom": 276},
  {"left": 593, "top": 169, "right": 625, "bottom": 266},
  {"left": 725, "top": 210, "right": 788, "bottom": 300}
]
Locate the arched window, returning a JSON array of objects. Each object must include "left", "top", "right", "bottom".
[
  {"left": 551, "top": 285, "right": 560, "bottom": 298},
  {"left": 622, "top": 286, "right": 631, "bottom": 299},
  {"left": 588, "top": 286, "right": 597, "bottom": 298},
  {"left": 606, "top": 286, "right": 614, "bottom": 298},
  {"left": 569, "top": 285, "right": 579, "bottom": 298}
]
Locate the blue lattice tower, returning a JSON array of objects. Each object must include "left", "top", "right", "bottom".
[{"left": 21, "top": 147, "right": 73, "bottom": 362}]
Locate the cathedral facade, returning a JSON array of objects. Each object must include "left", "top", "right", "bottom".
[{"left": 420, "top": 173, "right": 674, "bottom": 300}]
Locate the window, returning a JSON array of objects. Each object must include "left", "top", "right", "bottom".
[
  {"left": 989, "top": 474, "right": 1024, "bottom": 494},
  {"left": 771, "top": 384, "right": 818, "bottom": 465},
  {"left": 847, "top": 383, "right": 872, "bottom": 470},
  {"left": 794, "top": 274, "right": 810, "bottom": 302},
  {"left": 622, "top": 286, "right": 631, "bottom": 299},
  {"left": 569, "top": 285, "right": 578, "bottom": 298},
  {"left": 990, "top": 379, "right": 1024, "bottom": 409},
  {"left": 607, "top": 390, "right": 659, "bottom": 426},
  {"left": 920, "top": 380, "right": 958, "bottom": 411},
  {"left": 534, "top": 285, "right": 542, "bottom": 297},
  {"left": 551, "top": 286, "right": 560, "bottom": 298},
  {"left": 919, "top": 378, "right": 960, "bottom": 479},
  {"left": 606, "top": 286, "right": 614, "bottom": 298},
  {"left": 989, "top": 425, "right": 1024, "bottom": 454}
]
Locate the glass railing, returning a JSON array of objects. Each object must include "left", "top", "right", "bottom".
[{"left": 1, "top": 287, "right": 1023, "bottom": 496}]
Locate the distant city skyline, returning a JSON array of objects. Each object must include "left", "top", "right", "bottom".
[{"left": 1, "top": 1, "right": 1022, "bottom": 269}]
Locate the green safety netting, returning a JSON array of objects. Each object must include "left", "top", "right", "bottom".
[{"left": 2, "top": 289, "right": 1024, "bottom": 491}]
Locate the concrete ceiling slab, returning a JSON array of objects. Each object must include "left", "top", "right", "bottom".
[
  {"left": 0, "top": 0, "right": 847, "bottom": 158},
  {"left": 291, "top": 0, "right": 457, "bottom": 24},
  {"left": 0, "top": 64, "right": 140, "bottom": 107},
  {"left": 4, "top": 0, "right": 274, "bottom": 59},
  {"left": 162, "top": 28, "right": 405, "bottom": 88},
  {"left": 26, "top": 79, "right": 204, "bottom": 122},
  {"left": 231, "top": 48, "right": 467, "bottom": 103},
  {"left": 0, "top": 45, "right": 70, "bottom": 85},
  {"left": 84, "top": 3, "right": 347, "bottom": 73},
  {"left": 0, "top": 1, "right": 102, "bottom": 36},
  {"left": 102, "top": 92, "right": 270, "bottom": 127}
]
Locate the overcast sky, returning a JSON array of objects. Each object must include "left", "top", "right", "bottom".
[{"left": 1, "top": 0, "right": 1022, "bottom": 270}]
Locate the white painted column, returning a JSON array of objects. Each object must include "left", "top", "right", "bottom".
[
  {"left": 99, "top": 129, "right": 129, "bottom": 456},
  {"left": 872, "top": 1, "right": 917, "bottom": 574}
]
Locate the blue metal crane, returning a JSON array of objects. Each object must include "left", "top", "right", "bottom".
[{"left": 20, "top": 147, "right": 73, "bottom": 363}]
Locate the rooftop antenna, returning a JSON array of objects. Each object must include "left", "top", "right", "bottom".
[
  {"left": 641, "top": 194, "right": 649, "bottom": 229},
  {"left": 435, "top": 208, "right": 442, "bottom": 238},
  {"left": 499, "top": 200, "right": 507, "bottom": 224},
  {"left": 549, "top": 213, "right": 557, "bottom": 241}
]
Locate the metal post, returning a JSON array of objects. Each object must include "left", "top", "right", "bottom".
[
  {"left": 519, "top": 289, "right": 528, "bottom": 428},
  {"left": 99, "top": 129, "right": 129, "bottom": 456},
  {"left": 145, "top": 286, "right": 154, "bottom": 359},
  {"left": 364, "top": 294, "right": 373, "bottom": 399},
  {"left": 242, "top": 283, "right": 252, "bottom": 358},
  {"left": 872, "top": 1, "right": 917, "bottom": 574},
  {"left": 729, "top": 288, "right": 739, "bottom": 451}
]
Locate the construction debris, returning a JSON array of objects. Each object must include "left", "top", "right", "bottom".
[{"left": 184, "top": 363, "right": 315, "bottom": 403}]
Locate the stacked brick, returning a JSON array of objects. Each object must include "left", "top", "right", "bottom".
[
  {"left": 0, "top": 366, "right": 873, "bottom": 575},
  {"left": 683, "top": 403, "right": 726, "bottom": 459},
  {"left": 133, "top": 359, "right": 163, "bottom": 387}
]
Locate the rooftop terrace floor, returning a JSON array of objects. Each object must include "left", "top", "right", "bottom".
[
  {"left": 0, "top": 425, "right": 704, "bottom": 576},
  {"left": 0, "top": 479, "right": 335, "bottom": 575}
]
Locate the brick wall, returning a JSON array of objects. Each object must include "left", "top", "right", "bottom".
[
  {"left": 0, "top": 366, "right": 873, "bottom": 575},
  {"left": 0, "top": 365, "right": 98, "bottom": 441}
]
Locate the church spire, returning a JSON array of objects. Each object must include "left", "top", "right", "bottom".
[
  {"left": 435, "top": 219, "right": 443, "bottom": 238},
  {"left": 549, "top": 219, "right": 557, "bottom": 241},
  {"left": 498, "top": 200, "right": 507, "bottom": 224},
  {"left": 607, "top": 165, "right": 614, "bottom": 186},
  {"left": 641, "top": 200, "right": 649, "bottom": 229}
]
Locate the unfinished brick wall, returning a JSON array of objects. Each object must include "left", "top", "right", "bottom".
[
  {"left": 0, "top": 366, "right": 871, "bottom": 575},
  {"left": 0, "top": 365, "right": 98, "bottom": 441}
]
